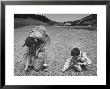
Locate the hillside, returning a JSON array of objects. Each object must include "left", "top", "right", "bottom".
[
  {"left": 14, "top": 18, "right": 47, "bottom": 28},
  {"left": 14, "top": 14, "right": 50, "bottom": 23},
  {"left": 64, "top": 14, "right": 97, "bottom": 26},
  {"left": 76, "top": 14, "right": 97, "bottom": 26},
  {"left": 14, "top": 14, "right": 97, "bottom": 28},
  {"left": 14, "top": 14, "right": 59, "bottom": 28}
]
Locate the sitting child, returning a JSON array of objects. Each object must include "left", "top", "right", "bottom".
[{"left": 61, "top": 48, "right": 92, "bottom": 72}]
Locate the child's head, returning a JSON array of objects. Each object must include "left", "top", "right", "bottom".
[
  {"left": 37, "top": 25, "right": 47, "bottom": 35},
  {"left": 71, "top": 48, "right": 80, "bottom": 57}
]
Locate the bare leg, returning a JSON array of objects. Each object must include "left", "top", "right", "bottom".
[
  {"left": 22, "top": 54, "right": 27, "bottom": 64},
  {"left": 43, "top": 52, "right": 48, "bottom": 67},
  {"left": 24, "top": 55, "right": 31, "bottom": 71}
]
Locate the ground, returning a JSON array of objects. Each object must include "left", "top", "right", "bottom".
[{"left": 14, "top": 26, "right": 97, "bottom": 76}]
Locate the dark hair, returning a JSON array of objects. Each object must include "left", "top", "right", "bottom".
[{"left": 71, "top": 48, "right": 80, "bottom": 56}]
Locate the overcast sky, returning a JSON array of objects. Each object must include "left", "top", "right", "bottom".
[{"left": 44, "top": 14, "right": 90, "bottom": 22}]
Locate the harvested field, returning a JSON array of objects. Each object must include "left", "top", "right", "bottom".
[{"left": 14, "top": 26, "right": 97, "bottom": 76}]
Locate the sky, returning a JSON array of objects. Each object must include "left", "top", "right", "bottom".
[{"left": 44, "top": 14, "right": 90, "bottom": 22}]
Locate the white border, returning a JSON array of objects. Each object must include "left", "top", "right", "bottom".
[{"left": 5, "top": 5, "right": 106, "bottom": 85}]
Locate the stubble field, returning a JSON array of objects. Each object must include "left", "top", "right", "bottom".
[{"left": 14, "top": 25, "right": 97, "bottom": 76}]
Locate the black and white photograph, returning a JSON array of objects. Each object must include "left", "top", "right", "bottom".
[
  {"left": 14, "top": 14, "right": 97, "bottom": 76},
  {"left": 3, "top": 4, "right": 107, "bottom": 85}
]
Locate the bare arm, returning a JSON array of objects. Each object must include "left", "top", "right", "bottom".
[{"left": 61, "top": 56, "right": 73, "bottom": 72}]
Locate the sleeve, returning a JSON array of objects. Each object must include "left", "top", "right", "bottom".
[
  {"left": 61, "top": 56, "right": 72, "bottom": 72},
  {"left": 82, "top": 52, "right": 88, "bottom": 58},
  {"left": 86, "top": 58, "right": 92, "bottom": 67},
  {"left": 82, "top": 52, "right": 92, "bottom": 66}
]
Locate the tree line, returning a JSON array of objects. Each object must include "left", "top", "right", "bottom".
[{"left": 14, "top": 14, "right": 50, "bottom": 23}]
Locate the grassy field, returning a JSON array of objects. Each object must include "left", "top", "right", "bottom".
[{"left": 14, "top": 25, "right": 97, "bottom": 76}]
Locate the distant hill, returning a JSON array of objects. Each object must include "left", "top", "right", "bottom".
[
  {"left": 64, "top": 14, "right": 97, "bottom": 26},
  {"left": 14, "top": 14, "right": 50, "bottom": 23},
  {"left": 14, "top": 14, "right": 55, "bottom": 28},
  {"left": 76, "top": 14, "right": 97, "bottom": 26}
]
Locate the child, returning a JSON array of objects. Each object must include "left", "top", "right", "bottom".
[
  {"left": 61, "top": 48, "right": 92, "bottom": 72},
  {"left": 23, "top": 25, "right": 50, "bottom": 71},
  {"left": 28, "top": 25, "right": 49, "bottom": 56}
]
